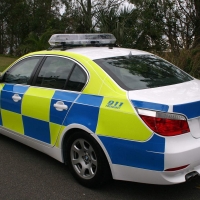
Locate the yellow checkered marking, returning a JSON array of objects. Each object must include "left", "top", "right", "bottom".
[
  {"left": 1, "top": 109, "right": 24, "bottom": 134},
  {"left": 22, "top": 87, "right": 54, "bottom": 121},
  {"left": 19, "top": 51, "right": 153, "bottom": 143},
  {"left": 50, "top": 122, "right": 62, "bottom": 145},
  {"left": 55, "top": 125, "right": 65, "bottom": 147},
  {"left": 96, "top": 97, "right": 152, "bottom": 141},
  {"left": 1, "top": 110, "right": 64, "bottom": 146},
  {"left": 0, "top": 83, "right": 5, "bottom": 91}
]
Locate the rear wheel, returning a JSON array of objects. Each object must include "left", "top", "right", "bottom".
[{"left": 66, "top": 131, "right": 111, "bottom": 188}]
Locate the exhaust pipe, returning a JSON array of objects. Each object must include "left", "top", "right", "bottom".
[{"left": 185, "top": 171, "right": 199, "bottom": 181}]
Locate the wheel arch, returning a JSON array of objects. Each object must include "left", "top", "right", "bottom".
[{"left": 60, "top": 124, "right": 114, "bottom": 178}]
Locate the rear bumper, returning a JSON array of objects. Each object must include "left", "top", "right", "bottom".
[
  {"left": 165, "top": 132, "right": 200, "bottom": 172},
  {"left": 102, "top": 132, "right": 200, "bottom": 184},
  {"left": 112, "top": 164, "right": 200, "bottom": 185}
]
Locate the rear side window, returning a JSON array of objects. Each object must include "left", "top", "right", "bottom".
[
  {"left": 34, "top": 56, "right": 87, "bottom": 91},
  {"left": 35, "top": 57, "right": 74, "bottom": 89},
  {"left": 66, "top": 65, "right": 87, "bottom": 91},
  {"left": 94, "top": 55, "right": 193, "bottom": 90}
]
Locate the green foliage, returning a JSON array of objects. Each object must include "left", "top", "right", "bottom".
[
  {"left": 0, "top": 0, "right": 62, "bottom": 55},
  {"left": 17, "top": 29, "right": 57, "bottom": 55},
  {"left": 130, "top": 1, "right": 167, "bottom": 51},
  {"left": 0, "top": 0, "right": 199, "bottom": 79},
  {"left": 113, "top": 6, "right": 138, "bottom": 48},
  {"left": 158, "top": 48, "right": 200, "bottom": 78}
]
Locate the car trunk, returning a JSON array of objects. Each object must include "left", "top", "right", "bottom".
[{"left": 128, "top": 79, "right": 200, "bottom": 138}]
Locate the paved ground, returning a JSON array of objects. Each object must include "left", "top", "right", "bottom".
[{"left": 0, "top": 134, "right": 200, "bottom": 200}]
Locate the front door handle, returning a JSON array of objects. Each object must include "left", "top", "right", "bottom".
[
  {"left": 54, "top": 101, "right": 68, "bottom": 111},
  {"left": 12, "top": 94, "right": 21, "bottom": 102}
]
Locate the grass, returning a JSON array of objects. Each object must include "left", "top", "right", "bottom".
[{"left": 0, "top": 55, "right": 18, "bottom": 72}]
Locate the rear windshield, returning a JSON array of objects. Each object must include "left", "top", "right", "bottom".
[{"left": 94, "top": 54, "right": 193, "bottom": 90}]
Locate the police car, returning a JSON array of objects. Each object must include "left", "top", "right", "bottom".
[{"left": 1, "top": 33, "right": 200, "bottom": 187}]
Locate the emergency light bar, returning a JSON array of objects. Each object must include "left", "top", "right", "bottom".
[{"left": 48, "top": 33, "right": 116, "bottom": 47}]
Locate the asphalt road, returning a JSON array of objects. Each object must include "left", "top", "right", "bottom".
[{"left": 0, "top": 134, "right": 200, "bottom": 200}]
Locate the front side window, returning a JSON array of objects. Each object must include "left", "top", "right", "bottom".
[
  {"left": 4, "top": 57, "right": 41, "bottom": 84},
  {"left": 94, "top": 55, "right": 193, "bottom": 90}
]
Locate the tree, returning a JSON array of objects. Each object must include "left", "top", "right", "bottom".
[
  {"left": 17, "top": 29, "right": 56, "bottom": 55},
  {"left": 174, "top": 0, "right": 200, "bottom": 48},
  {"left": 129, "top": 0, "right": 200, "bottom": 52},
  {"left": 0, "top": 0, "right": 63, "bottom": 55},
  {"left": 62, "top": 0, "right": 125, "bottom": 33},
  {"left": 0, "top": 1, "right": 10, "bottom": 54},
  {"left": 5, "top": 0, "right": 32, "bottom": 55},
  {"left": 97, "top": 5, "right": 139, "bottom": 48},
  {"left": 28, "top": 0, "right": 61, "bottom": 35},
  {"left": 125, "top": 0, "right": 167, "bottom": 51}
]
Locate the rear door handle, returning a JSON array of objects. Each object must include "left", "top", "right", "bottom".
[
  {"left": 12, "top": 94, "right": 21, "bottom": 102},
  {"left": 54, "top": 101, "right": 68, "bottom": 111}
]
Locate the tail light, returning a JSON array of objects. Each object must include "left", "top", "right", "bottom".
[{"left": 137, "top": 109, "right": 190, "bottom": 136}]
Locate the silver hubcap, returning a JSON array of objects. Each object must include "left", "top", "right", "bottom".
[{"left": 70, "top": 139, "right": 97, "bottom": 179}]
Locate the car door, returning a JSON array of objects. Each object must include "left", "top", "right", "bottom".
[
  {"left": 21, "top": 55, "right": 87, "bottom": 146},
  {"left": 0, "top": 56, "right": 43, "bottom": 135}
]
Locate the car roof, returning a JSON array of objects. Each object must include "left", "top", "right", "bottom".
[{"left": 65, "top": 47, "right": 151, "bottom": 60}]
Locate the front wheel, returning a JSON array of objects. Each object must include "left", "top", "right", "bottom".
[{"left": 66, "top": 131, "right": 111, "bottom": 188}]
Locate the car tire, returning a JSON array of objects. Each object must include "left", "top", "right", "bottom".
[{"left": 66, "top": 131, "right": 111, "bottom": 188}]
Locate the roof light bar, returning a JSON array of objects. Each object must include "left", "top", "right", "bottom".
[{"left": 48, "top": 33, "right": 116, "bottom": 47}]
